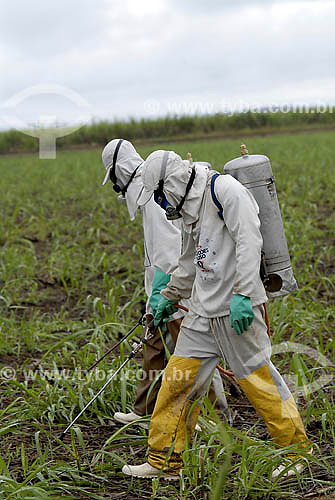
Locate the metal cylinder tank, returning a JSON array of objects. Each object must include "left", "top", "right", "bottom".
[{"left": 224, "top": 145, "right": 298, "bottom": 298}]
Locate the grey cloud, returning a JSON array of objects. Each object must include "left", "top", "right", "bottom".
[
  {"left": 126, "top": 5, "right": 335, "bottom": 99},
  {"left": 170, "top": 0, "right": 325, "bottom": 14},
  {"left": 0, "top": 0, "right": 108, "bottom": 57},
  {"left": 1, "top": 0, "right": 335, "bottom": 128}
]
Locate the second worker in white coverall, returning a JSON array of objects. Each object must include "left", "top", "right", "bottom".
[
  {"left": 101, "top": 139, "right": 227, "bottom": 426},
  {"left": 121, "top": 149, "right": 310, "bottom": 481}
]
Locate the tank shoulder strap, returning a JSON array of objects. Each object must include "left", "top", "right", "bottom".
[{"left": 210, "top": 173, "right": 224, "bottom": 221}]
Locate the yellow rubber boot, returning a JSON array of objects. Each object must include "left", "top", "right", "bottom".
[{"left": 148, "top": 355, "right": 201, "bottom": 474}]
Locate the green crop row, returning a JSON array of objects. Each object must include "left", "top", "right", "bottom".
[
  {"left": 0, "top": 130, "right": 334, "bottom": 499},
  {"left": 1, "top": 109, "right": 335, "bottom": 155}
]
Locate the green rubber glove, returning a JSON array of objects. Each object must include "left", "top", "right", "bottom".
[
  {"left": 149, "top": 269, "right": 171, "bottom": 316},
  {"left": 229, "top": 294, "right": 254, "bottom": 335},
  {"left": 154, "top": 296, "right": 178, "bottom": 326}
]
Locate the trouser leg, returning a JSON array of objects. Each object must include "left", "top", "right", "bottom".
[
  {"left": 211, "top": 307, "right": 309, "bottom": 449},
  {"left": 169, "top": 317, "right": 228, "bottom": 416},
  {"left": 133, "top": 317, "right": 182, "bottom": 416},
  {"left": 148, "top": 308, "right": 309, "bottom": 473},
  {"left": 166, "top": 317, "right": 182, "bottom": 345},
  {"left": 210, "top": 368, "right": 230, "bottom": 418},
  {"left": 148, "top": 315, "right": 220, "bottom": 473}
]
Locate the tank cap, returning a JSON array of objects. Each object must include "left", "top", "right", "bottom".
[
  {"left": 187, "top": 152, "right": 193, "bottom": 164},
  {"left": 240, "top": 144, "right": 249, "bottom": 156}
]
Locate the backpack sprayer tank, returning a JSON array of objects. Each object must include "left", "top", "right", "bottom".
[{"left": 224, "top": 145, "right": 298, "bottom": 298}]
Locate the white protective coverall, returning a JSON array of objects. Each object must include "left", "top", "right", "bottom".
[
  {"left": 101, "top": 140, "right": 227, "bottom": 416},
  {"left": 134, "top": 150, "right": 309, "bottom": 474}
]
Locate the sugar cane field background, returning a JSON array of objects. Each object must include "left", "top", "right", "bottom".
[{"left": 0, "top": 130, "right": 334, "bottom": 499}]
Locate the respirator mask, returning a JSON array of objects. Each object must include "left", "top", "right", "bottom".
[{"left": 153, "top": 151, "right": 196, "bottom": 220}]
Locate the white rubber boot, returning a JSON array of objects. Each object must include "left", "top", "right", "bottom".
[
  {"left": 272, "top": 460, "right": 306, "bottom": 480},
  {"left": 122, "top": 462, "right": 179, "bottom": 480},
  {"left": 113, "top": 411, "right": 148, "bottom": 429}
]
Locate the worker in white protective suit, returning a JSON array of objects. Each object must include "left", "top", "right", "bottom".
[
  {"left": 101, "top": 139, "right": 228, "bottom": 426},
  {"left": 121, "top": 150, "right": 311, "bottom": 481}
]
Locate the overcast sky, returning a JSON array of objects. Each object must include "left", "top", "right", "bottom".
[{"left": 1, "top": 0, "right": 334, "bottom": 130}]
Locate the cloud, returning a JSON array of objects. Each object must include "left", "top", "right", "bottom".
[
  {"left": 0, "top": 0, "right": 107, "bottom": 55},
  {"left": 169, "top": 0, "right": 327, "bottom": 14},
  {"left": 0, "top": 0, "right": 334, "bottom": 128}
]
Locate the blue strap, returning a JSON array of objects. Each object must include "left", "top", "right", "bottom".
[{"left": 210, "top": 173, "right": 224, "bottom": 220}]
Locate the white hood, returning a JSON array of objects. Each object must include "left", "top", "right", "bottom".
[
  {"left": 138, "top": 150, "right": 209, "bottom": 232},
  {"left": 101, "top": 139, "right": 144, "bottom": 221}
]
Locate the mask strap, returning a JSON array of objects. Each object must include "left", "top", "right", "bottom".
[
  {"left": 175, "top": 165, "right": 196, "bottom": 212},
  {"left": 110, "top": 139, "right": 124, "bottom": 188},
  {"left": 155, "top": 151, "right": 170, "bottom": 203},
  {"left": 121, "top": 162, "right": 142, "bottom": 196}
]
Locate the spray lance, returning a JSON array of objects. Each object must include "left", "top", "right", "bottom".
[
  {"left": 60, "top": 334, "right": 154, "bottom": 439},
  {"left": 60, "top": 301, "right": 149, "bottom": 439},
  {"left": 86, "top": 300, "right": 146, "bottom": 373}
]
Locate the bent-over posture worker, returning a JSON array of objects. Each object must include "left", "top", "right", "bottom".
[
  {"left": 121, "top": 149, "right": 310, "bottom": 480},
  {"left": 101, "top": 140, "right": 227, "bottom": 425}
]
